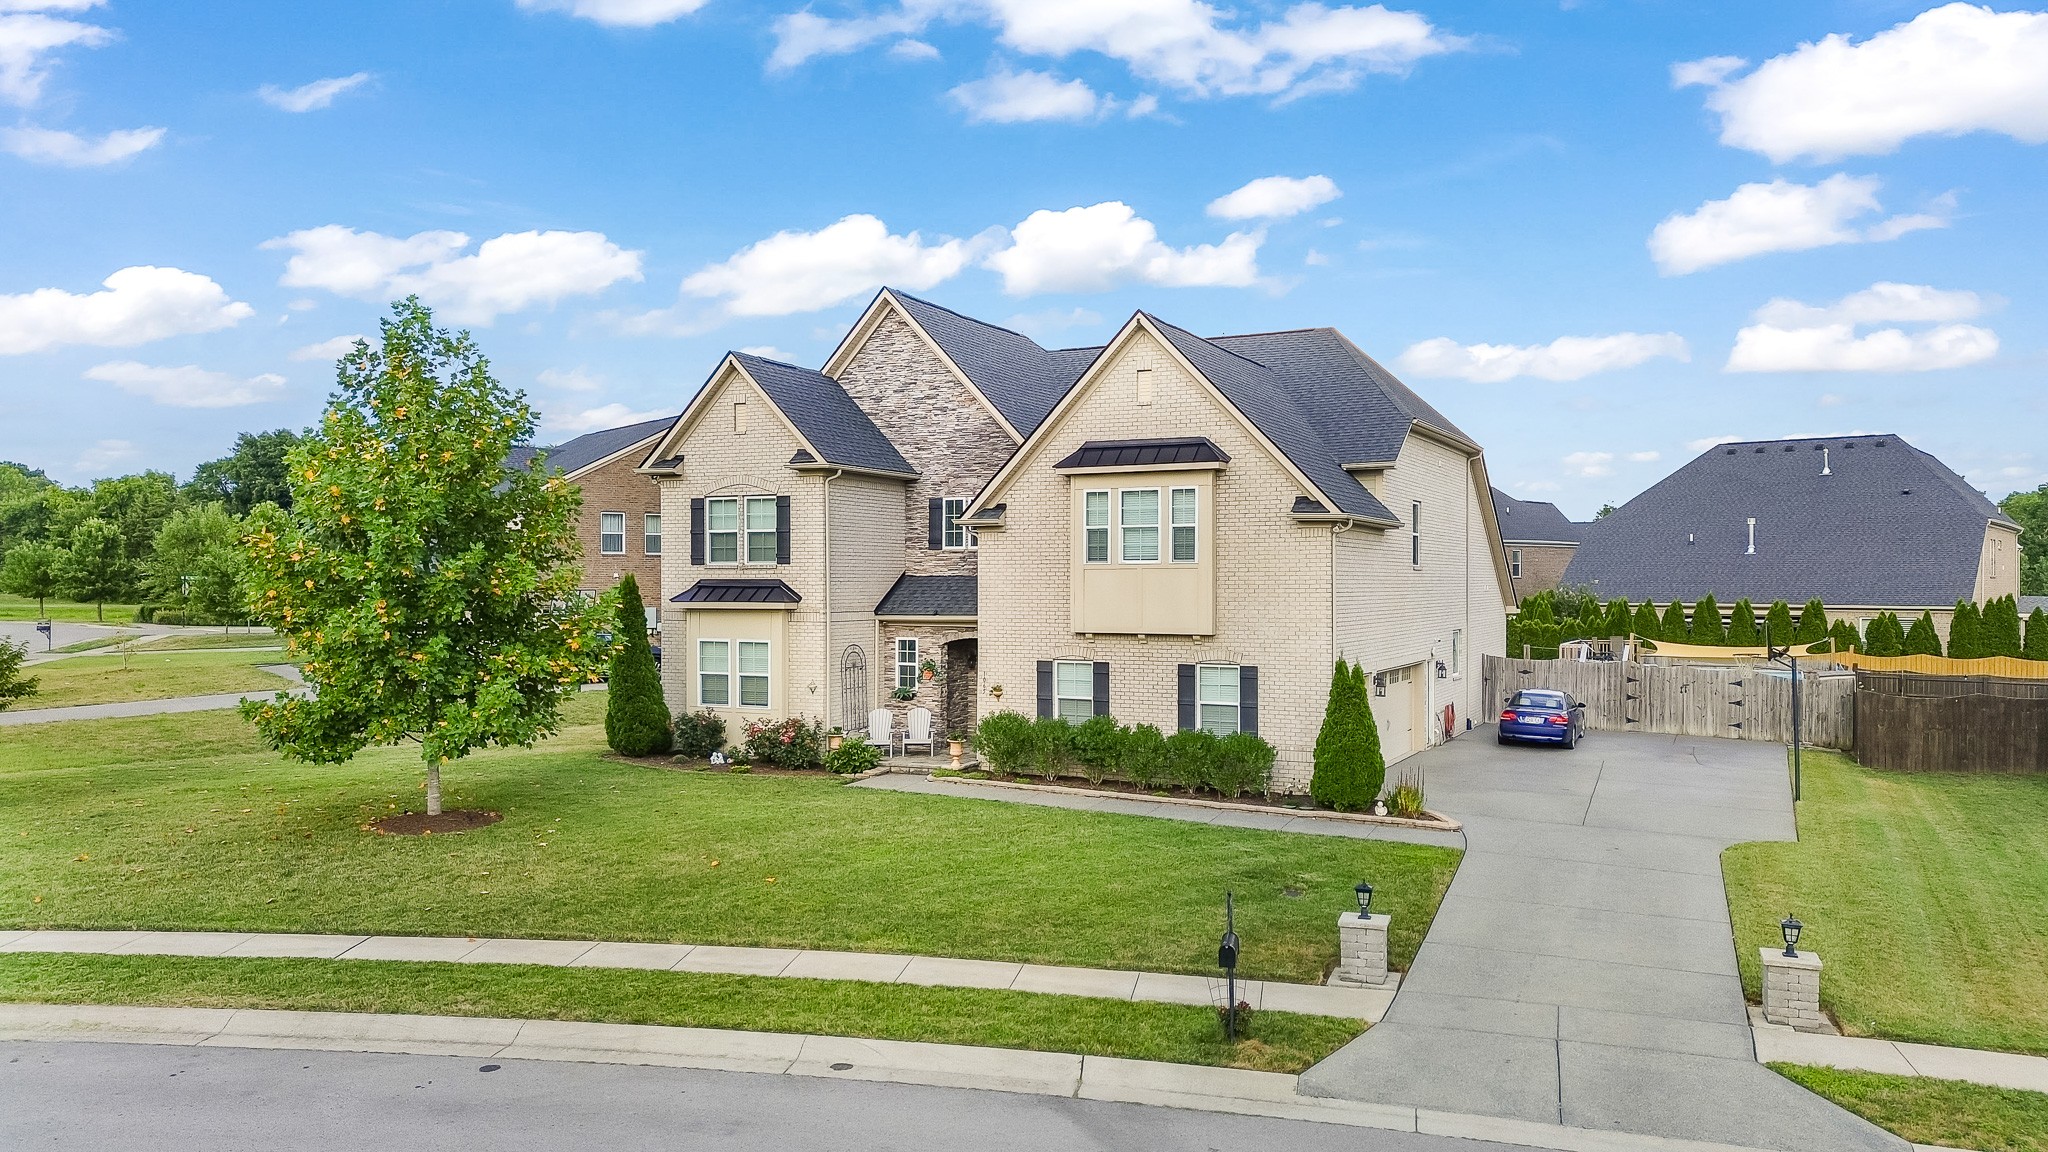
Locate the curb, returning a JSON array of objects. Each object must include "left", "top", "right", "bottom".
[
  {"left": 0, "top": 1003, "right": 1802, "bottom": 1152},
  {"left": 925, "top": 774, "right": 1463, "bottom": 832}
]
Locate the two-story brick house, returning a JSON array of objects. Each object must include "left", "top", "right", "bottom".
[
  {"left": 513, "top": 415, "right": 675, "bottom": 618},
  {"left": 638, "top": 290, "right": 1510, "bottom": 786}
]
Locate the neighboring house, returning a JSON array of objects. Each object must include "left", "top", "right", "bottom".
[
  {"left": 514, "top": 415, "right": 676, "bottom": 616},
  {"left": 1489, "top": 487, "right": 1583, "bottom": 601},
  {"left": 639, "top": 290, "right": 1510, "bottom": 785},
  {"left": 1564, "top": 434, "right": 2022, "bottom": 643}
]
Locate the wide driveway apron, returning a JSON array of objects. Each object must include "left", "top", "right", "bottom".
[{"left": 1298, "top": 728, "right": 1903, "bottom": 1152}]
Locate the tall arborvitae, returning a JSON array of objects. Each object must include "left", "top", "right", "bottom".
[
  {"left": 1726, "top": 598, "right": 1759, "bottom": 646},
  {"left": 1353, "top": 661, "right": 1387, "bottom": 805},
  {"left": 1904, "top": 612, "right": 1944, "bottom": 656},
  {"left": 1982, "top": 595, "right": 2024, "bottom": 658},
  {"left": 1690, "top": 594, "right": 1727, "bottom": 645},
  {"left": 1863, "top": 612, "right": 1903, "bottom": 657},
  {"left": 604, "top": 573, "right": 672, "bottom": 757},
  {"left": 1661, "top": 600, "right": 1689, "bottom": 641},
  {"left": 2025, "top": 608, "right": 2048, "bottom": 661},
  {"left": 1764, "top": 601, "right": 1796, "bottom": 648},
  {"left": 1827, "top": 618, "right": 1861, "bottom": 654},
  {"left": 1794, "top": 599, "right": 1829, "bottom": 645},
  {"left": 1604, "top": 598, "right": 1632, "bottom": 639},
  {"left": 1313, "top": 660, "right": 1382, "bottom": 812},
  {"left": 1948, "top": 601, "right": 1982, "bottom": 659},
  {"left": 1632, "top": 601, "right": 1662, "bottom": 641}
]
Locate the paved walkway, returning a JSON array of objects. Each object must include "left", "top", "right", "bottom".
[
  {"left": 1753, "top": 1010, "right": 2048, "bottom": 1095},
  {"left": 0, "top": 929, "right": 1395, "bottom": 1020},
  {"left": 855, "top": 772, "right": 1465, "bottom": 848},
  {"left": 0, "top": 664, "right": 304, "bottom": 726},
  {"left": 1297, "top": 728, "right": 1904, "bottom": 1152}
]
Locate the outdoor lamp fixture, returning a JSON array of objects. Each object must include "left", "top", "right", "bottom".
[
  {"left": 1780, "top": 914, "right": 1803, "bottom": 957},
  {"left": 1355, "top": 881, "right": 1375, "bottom": 920},
  {"left": 1436, "top": 660, "right": 1448, "bottom": 679},
  {"left": 1373, "top": 673, "right": 1387, "bottom": 698}
]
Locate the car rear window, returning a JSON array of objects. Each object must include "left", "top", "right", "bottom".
[{"left": 1510, "top": 691, "right": 1567, "bottom": 709}]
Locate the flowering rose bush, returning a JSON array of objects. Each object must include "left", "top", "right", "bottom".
[{"left": 741, "top": 716, "right": 824, "bottom": 769}]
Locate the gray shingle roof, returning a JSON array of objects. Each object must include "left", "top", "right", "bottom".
[
  {"left": 889, "top": 291, "right": 1091, "bottom": 435},
  {"left": 1053, "top": 437, "right": 1229, "bottom": 470},
  {"left": 672, "top": 578, "right": 802, "bottom": 605},
  {"left": 731, "top": 353, "right": 916, "bottom": 477},
  {"left": 1210, "top": 328, "right": 1472, "bottom": 465},
  {"left": 1563, "top": 434, "right": 2015, "bottom": 607},
  {"left": 2018, "top": 595, "right": 2048, "bottom": 618},
  {"left": 1491, "top": 487, "right": 1583, "bottom": 544},
  {"left": 519, "top": 415, "right": 675, "bottom": 477},
  {"left": 875, "top": 573, "right": 977, "bottom": 618}
]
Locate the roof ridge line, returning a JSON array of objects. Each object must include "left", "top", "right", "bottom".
[
  {"left": 1139, "top": 311, "right": 1280, "bottom": 374},
  {"left": 886, "top": 287, "right": 1052, "bottom": 350}
]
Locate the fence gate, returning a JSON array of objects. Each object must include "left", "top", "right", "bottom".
[{"left": 839, "top": 644, "right": 867, "bottom": 730}]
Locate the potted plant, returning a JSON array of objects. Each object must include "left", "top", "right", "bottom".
[
  {"left": 946, "top": 731, "right": 966, "bottom": 770},
  {"left": 919, "top": 657, "right": 941, "bottom": 683},
  {"left": 892, "top": 686, "right": 917, "bottom": 701},
  {"left": 826, "top": 727, "right": 844, "bottom": 752}
]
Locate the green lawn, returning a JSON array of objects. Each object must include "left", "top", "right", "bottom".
[
  {"left": 0, "top": 594, "right": 138, "bottom": 623},
  {"left": 1724, "top": 750, "right": 2048, "bottom": 1055},
  {"left": 0, "top": 952, "right": 1361, "bottom": 1073},
  {"left": 52, "top": 634, "right": 139, "bottom": 653},
  {"left": 14, "top": 649, "right": 296, "bottom": 709},
  {"left": 1772, "top": 1064, "right": 2048, "bottom": 1152},
  {"left": 136, "top": 630, "right": 281, "bottom": 651},
  {"left": 0, "top": 697, "right": 1460, "bottom": 984}
]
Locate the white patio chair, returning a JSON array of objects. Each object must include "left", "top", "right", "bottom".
[
  {"left": 902, "top": 706, "right": 935, "bottom": 756},
  {"left": 866, "top": 707, "right": 896, "bottom": 757}
]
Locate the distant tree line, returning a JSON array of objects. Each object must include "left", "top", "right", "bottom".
[{"left": 1508, "top": 589, "right": 2047, "bottom": 662}]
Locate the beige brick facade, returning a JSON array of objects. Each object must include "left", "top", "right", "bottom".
[{"left": 567, "top": 444, "right": 666, "bottom": 608}]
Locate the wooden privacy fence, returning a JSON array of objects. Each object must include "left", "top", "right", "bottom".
[
  {"left": 1480, "top": 656, "right": 1854, "bottom": 748},
  {"left": 1824, "top": 652, "right": 2048, "bottom": 680},
  {"left": 1853, "top": 673, "right": 2048, "bottom": 774}
]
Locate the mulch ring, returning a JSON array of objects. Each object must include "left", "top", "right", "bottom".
[{"left": 368, "top": 809, "right": 504, "bottom": 836}]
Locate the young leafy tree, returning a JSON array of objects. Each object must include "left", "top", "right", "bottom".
[
  {"left": 1981, "top": 595, "right": 2023, "bottom": 658},
  {"left": 0, "top": 540, "right": 64, "bottom": 616},
  {"left": 1904, "top": 612, "right": 1944, "bottom": 657},
  {"left": 1947, "top": 601, "right": 1982, "bottom": 660},
  {"left": 241, "top": 298, "right": 613, "bottom": 818},
  {"left": 2024, "top": 608, "right": 2048, "bottom": 661},
  {"left": 187, "top": 545, "right": 248, "bottom": 630},
  {"left": 1660, "top": 601, "right": 1689, "bottom": 643},
  {"left": 1762, "top": 601, "right": 1795, "bottom": 648},
  {"left": 1689, "top": 594, "right": 1726, "bottom": 645},
  {"left": 1725, "top": 598, "right": 1759, "bottom": 646},
  {"left": 57, "top": 517, "right": 134, "bottom": 621},
  {"left": 2000, "top": 484, "right": 2047, "bottom": 595},
  {"left": 604, "top": 573, "right": 670, "bottom": 756},
  {"left": 146, "top": 502, "right": 243, "bottom": 604},
  {"left": 89, "top": 471, "right": 182, "bottom": 565},
  {"left": 0, "top": 638, "right": 36, "bottom": 711},
  {"left": 1631, "top": 601, "right": 1661, "bottom": 641}
]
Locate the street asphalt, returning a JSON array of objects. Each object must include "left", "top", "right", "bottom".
[{"left": 0, "top": 1041, "right": 1527, "bottom": 1152}]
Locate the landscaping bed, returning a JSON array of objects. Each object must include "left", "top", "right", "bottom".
[
  {"left": 927, "top": 771, "right": 1461, "bottom": 832},
  {"left": 1723, "top": 749, "right": 2048, "bottom": 1056}
]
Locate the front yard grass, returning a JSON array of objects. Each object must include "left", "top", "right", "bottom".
[
  {"left": 1771, "top": 1064, "right": 2048, "bottom": 1152},
  {"left": 0, "top": 696, "right": 1460, "bottom": 984},
  {"left": 0, "top": 594, "right": 138, "bottom": 623},
  {"left": 134, "top": 630, "right": 280, "bottom": 651},
  {"left": 1723, "top": 749, "right": 2048, "bottom": 1056},
  {"left": 0, "top": 952, "right": 1360, "bottom": 1073},
  {"left": 16, "top": 649, "right": 296, "bottom": 709}
]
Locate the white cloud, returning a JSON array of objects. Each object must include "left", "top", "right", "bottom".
[
  {"left": 1670, "top": 54, "right": 1744, "bottom": 89},
  {"left": 984, "top": 200, "right": 1261, "bottom": 295},
  {"left": 73, "top": 437, "right": 135, "bottom": 474},
  {"left": 734, "top": 345, "right": 788, "bottom": 361},
  {"left": 263, "top": 225, "right": 643, "bottom": 324},
  {"left": 258, "top": 72, "right": 372, "bottom": 112},
  {"left": 289, "top": 334, "right": 365, "bottom": 361},
  {"left": 513, "top": 0, "right": 708, "bottom": 27},
  {"left": 541, "top": 402, "right": 671, "bottom": 436},
  {"left": 770, "top": 0, "right": 1466, "bottom": 101},
  {"left": 888, "top": 38, "right": 940, "bottom": 61},
  {"left": 1563, "top": 451, "right": 1615, "bottom": 478},
  {"left": 1687, "top": 436, "right": 1741, "bottom": 452},
  {"left": 680, "top": 214, "right": 971, "bottom": 317},
  {"left": 0, "top": 11, "right": 108, "bottom": 104},
  {"left": 1682, "top": 3, "right": 2048, "bottom": 163},
  {"left": 0, "top": 266, "right": 253, "bottom": 354},
  {"left": 537, "top": 365, "right": 604, "bottom": 392},
  {"left": 949, "top": 67, "right": 1104, "bottom": 123},
  {"left": 0, "top": 2, "right": 109, "bottom": 11},
  {"left": 1626, "top": 450, "right": 1662, "bottom": 463},
  {"left": 1648, "top": 175, "right": 1947, "bottom": 275},
  {"left": 84, "top": 360, "right": 286, "bottom": 408},
  {"left": 1396, "top": 331, "right": 1689, "bottom": 383},
  {"left": 1727, "top": 281, "right": 1999, "bottom": 373},
  {"left": 1003, "top": 306, "right": 1102, "bottom": 340},
  {"left": 1207, "top": 174, "right": 1340, "bottom": 220},
  {"left": 0, "top": 123, "right": 160, "bottom": 165}
]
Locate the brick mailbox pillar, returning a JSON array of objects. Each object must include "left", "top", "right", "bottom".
[
  {"left": 1760, "top": 948, "right": 1824, "bottom": 1030},
  {"left": 1330, "top": 912, "right": 1391, "bottom": 986}
]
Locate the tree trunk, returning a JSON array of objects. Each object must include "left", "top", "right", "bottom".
[{"left": 425, "top": 762, "right": 442, "bottom": 816}]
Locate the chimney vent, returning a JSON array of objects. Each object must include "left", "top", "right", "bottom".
[
  {"left": 1821, "top": 448, "right": 1832, "bottom": 476},
  {"left": 1747, "top": 518, "right": 1757, "bottom": 555}
]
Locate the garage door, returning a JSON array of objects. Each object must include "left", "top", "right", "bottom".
[{"left": 1375, "top": 664, "right": 1418, "bottom": 762}]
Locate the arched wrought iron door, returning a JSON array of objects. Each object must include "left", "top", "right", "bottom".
[{"left": 839, "top": 644, "right": 868, "bottom": 729}]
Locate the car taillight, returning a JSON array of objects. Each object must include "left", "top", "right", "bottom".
[
  {"left": 1500, "top": 710, "right": 1516, "bottom": 722},
  {"left": 1548, "top": 715, "right": 1569, "bottom": 725}
]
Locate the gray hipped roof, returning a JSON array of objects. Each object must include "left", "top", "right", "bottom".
[
  {"left": 731, "top": 353, "right": 916, "bottom": 476},
  {"left": 1491, "top": 488, "right": 1583, "bottom": 545},
  {"left": 875, "top": 573, "right": 977, "bottom": 618},
  {"left": 520, "top": 414, "right": 675, "bottom": 477},
  {"left": 1563, "top": 434, "right": 2015, "bottom": 607}
]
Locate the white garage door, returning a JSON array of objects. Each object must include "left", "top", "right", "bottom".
[{"left": 1375, "top": 664, "right": 1418, "bottom": 763}]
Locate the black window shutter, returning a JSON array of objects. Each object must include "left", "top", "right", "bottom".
[
  {"left": 928, "top": 497, "right": 944, "bottom": 550},
  {"left": 1036, "top": 661, "right": 1054, "bottom": 719},
  {"left": 1177, "top": 664, "right": 1196, "bottom": 731},
  {"left": 1240, "top": 666, "right": 1259, "bottom": 735},
  {"left": 689, "top": 498, "right": 705, "bottom": 566},
  {"left": 1092, "top": 661, "right": 1110, "bottom": 717},
  {"left": 776, "top": 496, "right": 791, "bottom": 565}
]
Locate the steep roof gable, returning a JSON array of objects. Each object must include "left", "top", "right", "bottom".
[
  {"left": 644, "top": 353, "right": 915, "bottom": 478},
  {"left": 1209, "top": 328, "right": 1474, "bottom": 465}
]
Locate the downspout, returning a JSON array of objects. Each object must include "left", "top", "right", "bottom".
[{"left": 820, "top": 469, "right": 842, "bottom": 726}]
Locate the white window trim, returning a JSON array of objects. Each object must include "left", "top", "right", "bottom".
[
  {"left": 1168, "top": 485, "right": 1197, "bottom": 564},
  {"left": 697, "top": 639, "right": 730, "bottom": 708},
  {"left": 1410, "top": 500, "right": 1422, "bottom": 567},
  {"left": 1451, "top": 629, "right": 1464, "bottom": 680},
  {"left": 1508, "top": 548, "right": 1521, "bottom": 579},
  {"left": 1052, "top": 659, "right": 1094, "bottom": 723},
  {"left": 706, "top": 497, "right": 740, "bottom": 566},
  {"left": 1119, "top": 487, "right": 1162, "bottom": 564},
  {"left": 737, "top": 639, "right": 771, "bottom": 709},
  {"left": 895, "top": 637, "right": 919, "bottom": 691},
  {"left": 1083, "top": 489, "right": 1110, "bottom": 565},
  {"left": 706, "top": 495, "right": 780, "bottom": 567},
  {"left": 599, "top": 511, "right": 626, "bottom": 556},
  {"left": 644, "top": 513, "right": 662, "bottom": 556},
  {"left": 744, "top": 495, "right": 778, "bottom": 565},
  {"left": 1195, "top": 663, "right": 1241, "bottom": 736},
  {"left": 941, "top": 496, "right": 977, "bottom": 550}
]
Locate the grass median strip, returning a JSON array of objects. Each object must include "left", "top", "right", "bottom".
[
  {"left": 1771, "top": 1063, "right": 2048, "bottom": 1152},
  {"left": 17, "top": 649, "right": 296, "bottom": 709},
  {"left": 1723, "top": 750, "right": 2048, "bottom": 1056},
  {"left": 0, "top": 952, "right": 1362, "bottom": 1073},
  {"left": 1, "top": 701, "right": 1459, "bottom": 984}
]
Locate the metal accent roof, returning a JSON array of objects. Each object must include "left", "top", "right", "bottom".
[
  {"left": 874, "top": 573, "right": 977, "bottom": 618},
  {"left": 1052, "top": 437, "right": 1229, "bottom": 470},
  {"left": 671, "top": 579, "right": 802, "bottom": 605},
  {"left": 1491, "top": 487, "right": 1584, "bottom": 544}
]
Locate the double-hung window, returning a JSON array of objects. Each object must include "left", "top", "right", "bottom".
[
  {"left": 706, "top": 496, "right": 778, "bottom": 565},
  {"left": 644, "top": 514, "right": 662, "bottom": 555},
  {"left": 698, "top": 640, "right": 730, "bottom": 706},
  {"left": 1083, "top": 491, "right": 1110, "bottom": 563},
  {"left": 941, "top": 497, "right": 976, "bottom": 550},
  {"left": 737, "top": 641, "right": 770, "bottom": 707},
  {"left": 1196, "top": 665, "right": 1240, "bottom": 735},
  {"left": 1508, "top": 548, "right": 1521, "bottom": 578},
  {"left": 1119, "top": 489, "right": 1159, "bottom": 562},
  {"left": 896, "top": 638, "right": 919, "bottom": 690},
  {"left": 1169, "top": 487, "right": 1197, "bottom": 563},
  {"left": 600, "top": 512, "right": 625, "bottom": 555},
  {"left": 1052, "top": 660, "right": 1094, "bottom": 723},
  {"left": 745, "top": 496, "right": 777, "bottom": 563},
  {"left": 1410, "top": 501, "right": 1422, "bottom": 566},
  {"left": 706, "top": 499, "right": 740, "bottom": 563}
]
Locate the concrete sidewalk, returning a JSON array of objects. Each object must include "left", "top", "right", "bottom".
[
  {"left": 1753, "top": 1010, "right": 2048, "bottom": 1095},
  {"left": 0, "top": 664, "right": 305, "bottom": 726},
  {"left": 0, "top": 929, "right": 1396, "bottom": 1020},
  {"left": 0, "top": 1003, "right": 1851, "bottom": 1152}
]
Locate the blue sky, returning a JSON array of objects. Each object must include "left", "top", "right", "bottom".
[{"left": 2, "top": 0, "right": 2043, "bottom": 518}]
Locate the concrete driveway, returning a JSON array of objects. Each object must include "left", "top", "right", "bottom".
[{"left": 1299, "top": 727, "right": 1904, "bottom": 1152}]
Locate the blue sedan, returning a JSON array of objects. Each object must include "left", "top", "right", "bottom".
[{"left": 1497, "top": 689, "right": 1585, "bottom": 748}]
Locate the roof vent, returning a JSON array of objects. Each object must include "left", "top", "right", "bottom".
[
  {"left": 1754, "top": 446, "right": 1766, "bottom": 453},
  {"left": 1725, "top": 448, "right": 1737, "bottom": 455},
  {"left": 1875, "top": 439, "right": 1887, "bottom": 446},
  {"left": 1687, "top": 532, "right": 1695, "bottom": 545},
  {"left": 1901, "top": 488, "right": 1913, "bottom": 496},
  {"left": 1783, "top": 445, "right": 1796, "bottom": 452},
  {"left": 1821, "top": 448, "right": 1832, "bottom": 476},
  {"left": 1746, "top": 517, "right": 1757, "bottom": 555}
]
